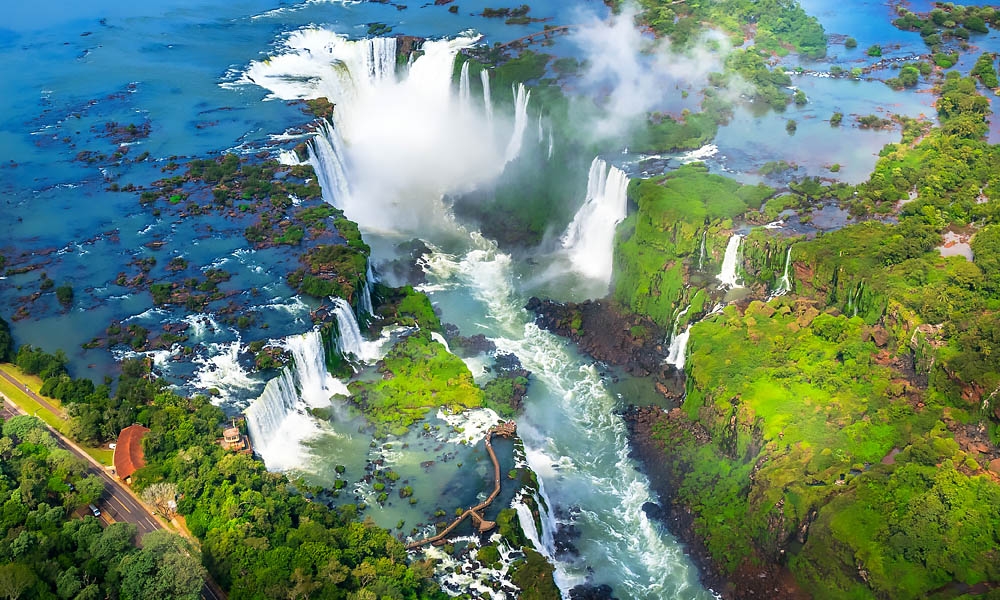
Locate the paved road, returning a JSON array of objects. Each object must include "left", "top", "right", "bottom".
[
  {"left": 1, "top": 396, "right": 224, "bottom": 600},
  {"left": 0, "top": 368, "right": 66, "bottom": 417}
]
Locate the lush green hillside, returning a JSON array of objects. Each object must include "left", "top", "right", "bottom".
[{"left": 623, "top": 70, "right": 1000, "bottom": 598}]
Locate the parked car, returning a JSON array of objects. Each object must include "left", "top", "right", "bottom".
[{"left": 89, "top": 504, "right": 101, "bottom": 517}]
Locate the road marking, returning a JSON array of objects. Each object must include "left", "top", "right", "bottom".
[{"left": 110, "top": 494, "right": 133, "bottom": 514}]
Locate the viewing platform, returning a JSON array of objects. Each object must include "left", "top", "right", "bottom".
[{"left": 406, "top": 420, "right": 517, "bottom": 549}]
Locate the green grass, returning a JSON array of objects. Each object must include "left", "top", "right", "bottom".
[
  {"left": 348, "top": 331, "right": 483, "bottom": 436},
  {"left": 0, "top": 364, "right": 113, "bottom": 466}
]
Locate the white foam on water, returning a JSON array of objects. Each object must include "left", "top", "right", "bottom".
[
  {"left": 191, "top": 339, "right": 259, "bottom": 401},
  {"left": 678, "top": 143, "right": 719, "bottom": 163},
  {"left": 437, "top": 407, "right": 501, "bottom": 445}
]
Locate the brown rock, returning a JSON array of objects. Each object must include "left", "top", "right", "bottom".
[
  {"left": 796, "top": 307, "right": 820, "bottom": 328},
  {"left": 870, "top": 326, "right": 890, "bottom": 348},
  {"left": 989, "top": 458, "right": 1000, "bottom": 476}
]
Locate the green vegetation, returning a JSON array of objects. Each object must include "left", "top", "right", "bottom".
[
  {"left": 0, "top": 414, "right": 204, "bottom": 600},
  {"left": 0, "top": 315, "right": 13, "bottom": 362},
  {"left": 614, "top": 164, "right": 774, "bottom": 327},
  {"left": 348, "top": 331, "right": 483, "bottom": 436},
  {"left": 615, "top": 67, "right": 1000, "bottom": 597},
  {"left": 971, "top": 52, "right": 999, "bottom": 89},
  {"left": 629, "top": 0, "right": 826, "bottom": 57},
  {"left": 893, "top": 4, "right": 997, "bottom": 51}
]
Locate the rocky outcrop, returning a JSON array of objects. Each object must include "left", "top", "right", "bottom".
[{"left": 525, "top": 297, "right": 684, "bottom": 399}]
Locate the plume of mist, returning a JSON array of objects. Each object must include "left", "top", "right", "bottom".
[{"left": 568, "top": 3, "right": 731, "bottom": 142}]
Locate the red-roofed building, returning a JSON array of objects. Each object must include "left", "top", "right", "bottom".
[{"left": 113, "top": 424, "right": 150, "bottom": 484}]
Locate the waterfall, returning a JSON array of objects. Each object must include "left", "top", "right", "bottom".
[
  {"left": 242, "top": 30, "right": 521, "bottom": 233},
  {"left": 245, "top": 329, "right": 348, "bottom": 470},
  {"left": 358, "top": 258, "right": 376, "bottom": 317},
  {"left": 670, "top": 304, "right": 690, "bottom": 339},
  {"left": 537, "top": 112, "right": 544, "bottom": 142},
  {"left": 513, "top": 492, "right": 556, "bottom": 560},
  {"left": 547, "top": 129, "right": 553, "bottom": 160},
  {"left": 561, "top": 157, "right": 629, "bottom": 283},
  {"left": 330, "top": 297, "right": 369, "bottom": 360},
  {"left": 717, "top": 233, "right": 743, "bottom": 288},
  {"left": 307, "top": 121, "right": 353, "bottom": 207},
  {"left": 480, "top": 68, "right": 493, "bottom": 124},
  {"left": 504, "top": 83, "right": 531, "bottom": 164},
  {"left": 364, "top": 37, "right": 397, "bottom": 83},
  {"left": 698, "top": 231, "right": 707, "bottom": 270},
  {"left": 430, "top": 331, "right": 451, "bottom": 353},
  {"left": 458, "top": 60, "right": 471, "bottom": 109},
  {"left": 773, "top": 245, "right": 793, "bottom": 296},
  {"left": 666, "top": 325, "right": 691, "bottom": 370}
]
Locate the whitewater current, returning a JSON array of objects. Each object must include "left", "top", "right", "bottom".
[{"left": 236, "top": 27, "right": 714, "bottom": 599}]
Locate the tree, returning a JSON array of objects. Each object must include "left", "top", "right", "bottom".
[
  {"left": 119, "top": 531, "right": 205, "bottom": 600},
  {"left": 0, "top": 316, "right": 13, "bottom": 363},
  {"left": 140, "top": 482, "right": 178, "bottom": 517},
  {"left": 55, "top": 285, "right": 73, "bottom": 308},
  {"left": 0, "top": 564, "right": 36, "bottom": 600}
]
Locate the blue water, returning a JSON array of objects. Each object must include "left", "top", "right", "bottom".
[{"left": 4, "top": 1, "right": 999, "bottom": 598}]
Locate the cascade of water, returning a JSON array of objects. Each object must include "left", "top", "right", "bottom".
[
  {"left": 245, "top": 329, "right": 348, "bottom": 470},
  {"left": 504, "top": 83, "right": 531, "bottom": 164},
  {"left": 430, "top": 331, "right": 451, "bottom": 353},
  {"left": 307, "top": 122, "right": 353, "bottom": 207},
  {"left": 561, "top": 157, "right": 629, "bottom": 283},
  {"left": 547, "top": 129, "right": 554, "bottom": 160},
  {"left": 358, "top": 258, "right": 375, "bottom": 317},
  {"left": 364, "top": 37, "right": 397, "bottom": 83},
  {"left": 670, "top": 305, "right": 690, "bottom": 340},
  {"left": 774, "top": 245, "right": 794, "bottom": 296},
  {"left": 480, "top": 68, "right": 493, "bottom": 124},
  {"left": 717, "top": 234, "right": 743, "bottom": 288},
  {"left": 537, "top": 112, "right": 544, "bottom": 142},
  {"left": 666, "top": 325, "right": 692, "bottom": 370},
  {"left": 458, "top": 60, "right": 471, "bottom": 109},
  {"left": 330, "top": 297, "right": 367, "bottom": 359},
  {"left": 698, "top": 231, "right": 707, "bottom": 270}
]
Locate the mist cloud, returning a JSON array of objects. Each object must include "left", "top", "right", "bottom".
[{"left": 568, "top": 3, "right": 730, "bottom": 141}]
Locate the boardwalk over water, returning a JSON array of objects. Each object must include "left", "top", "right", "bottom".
[{"left": 406, "top": 421, "right": 517, "bottom": 549}]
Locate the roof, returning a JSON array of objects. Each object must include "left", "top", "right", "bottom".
[{"left": 114, "top": 424, "right": 150, "bottom": 480}]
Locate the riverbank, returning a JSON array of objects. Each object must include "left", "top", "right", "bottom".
[{"left": 624, "top": 405, "right": 808, "bottom": 600}]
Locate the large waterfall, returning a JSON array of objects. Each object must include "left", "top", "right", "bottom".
[
  {"left": 245, "top": 29, "right": 529, "bottom": 233},
  {"left": 244, "top": 329, "right": 349, "bottom": 471},
  {"left": 307, "top": 121, "right": 353, "bottom": 207},
  {"left": 480, "top": 68, "right": 493, "bottom": 124},
  {"left": 717, "top": 233, "right": 743, "bottom": 288},
  {"left": 561, "top": 157, "right": 629, "bottom": 283},
  {"left": 242, "top": 27, "right": 712, "bottom": 600}
]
